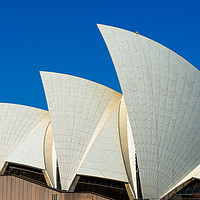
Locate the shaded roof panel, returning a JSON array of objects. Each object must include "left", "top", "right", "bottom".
[
  {"left": 0, "top": 103, "right": 49, "bottom": 171},
  {"left": 40, "top": 71, "right": 122, "bottom": 190},
  {"left": 44, "top": 123, "right": 57, "bottom": 188},
  {"left": 119, "top": 96, "right": 137, "bottom": 198},
  {"left": 78, "top": 97, "right": 128, "bottom": 183},
  {"left": 7, "top": 114, "right": 50, "bottom": 170}
]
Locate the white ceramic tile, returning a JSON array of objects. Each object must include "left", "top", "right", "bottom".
[
  {"left": 0, "top": 103, "right": 48, "bottom": 171},
  {"left": 98, "top": 24, "right": 200, "bottom": 199},
  {"left": 41, "top": 71, "right": 122, "bottom": 191}
]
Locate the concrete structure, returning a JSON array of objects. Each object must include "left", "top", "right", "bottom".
[
  {"left": 0, "top": 24, "right": 199, "bottom": 200},
  {"left": 98, "top": 24, "right": 200, "bottom": 199},
  {"left": 0, "top": 103, "right": 49, "bottom": 171},
  {"left": 0, "top": 176, "right": 109, "bottom": 200},
  {"left": 40, "top": 71, "right": 128, "bottom": 191}
]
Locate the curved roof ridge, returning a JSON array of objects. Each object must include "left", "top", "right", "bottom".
[
  {"left": 40, "top": 71, "right": 123, "bottom": 190},
  {"left": 40, "top": 71, "right": 122, "bottom": 94},
  {"left": 98, "top": 24, "right": 200, "bottom": 199},
  {"left": 0, "top": 104, "right": 49, "bottom": 171},
  {"left": 97, "top": 24, "right": 199, "bottom": 73},
  {"left": 0, "top": 102, "right": 48, "bottom": 112}
]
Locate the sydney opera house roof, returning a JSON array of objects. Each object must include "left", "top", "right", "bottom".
[{"left": 0, "top": 25, "right": 199, "bottom": 200}]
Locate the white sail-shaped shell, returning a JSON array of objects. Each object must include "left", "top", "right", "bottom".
[
  {"left": 98, "top": 24, "right": 200, "bottom": 198},
  {"left": 7, "top": 114, "right": 50, "bottom": 170},
  {"left": 0, "top": 103, "right": 49, "bottom": 170},
  {"left": 40, "top": 71, "right": 124, "bottom": 190}
]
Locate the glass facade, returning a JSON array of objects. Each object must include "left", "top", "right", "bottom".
[
  {"left": 75, "top": 175, "right": 129, "bottom": 200},
  {"left": 169, "top": 179, "right": 200, "bottom": 200}
]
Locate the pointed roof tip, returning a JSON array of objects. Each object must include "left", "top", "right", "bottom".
[
  {"left": 40, "top": 71, "right": 121, "bottom": 93},
  {"left": 40, "top": 71, "right": 49, "bottom": 73},
  {"left": 97, "top": 23, "right": 108, "bottom": 30},
  {"left": 97, "top": 23, "right": 115, "bottom": 29},
  {"left": 39, "top": 71, "right": 49, "bottom": 78},
  {"left": 96, "top": 23, "right": 105, "bottom": 26},
  {"left": 97, "top": 24, "right": 139, "bottom": 36},
  {"left": 39, "top": 71, "right": 47, "bottom": 75},
  {"left": 40, "top": 71, "right": 57, "bottom": 76}
]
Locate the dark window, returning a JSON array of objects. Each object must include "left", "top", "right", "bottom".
[
  {"left": 3, "top": 162, "right": 47, "bottom": 186},
  {"left": 75, "top": 175, "right": 129, "bottom": 200},
  {"left": 169, "top": 179, "right": 200, "bottom": 199},
  {"left": 135, "top": 154, "right": 143, "bottom": 199},
  {"left": 56, "top": 160, "right": 61, "bottom": 190}
]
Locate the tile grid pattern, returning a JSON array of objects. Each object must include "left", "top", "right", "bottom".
[
  {"left": 0, "top": 103, "right": 48, "bottom": 170},
  {"left": 7, "top": 114, "right": 50, "bottom": 170},
  {"left": 98, "top": 24, "right": 200, "bottom": 198},
  {"left": 78, "top": 96, "right": 128, "bottom": 182},
  {"left": 41, "top": 72, "right": 120, "bottom": 190}
]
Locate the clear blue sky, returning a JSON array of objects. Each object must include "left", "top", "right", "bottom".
[{"left": 0, "top": 0, "right": 199, "bottom": 110}]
